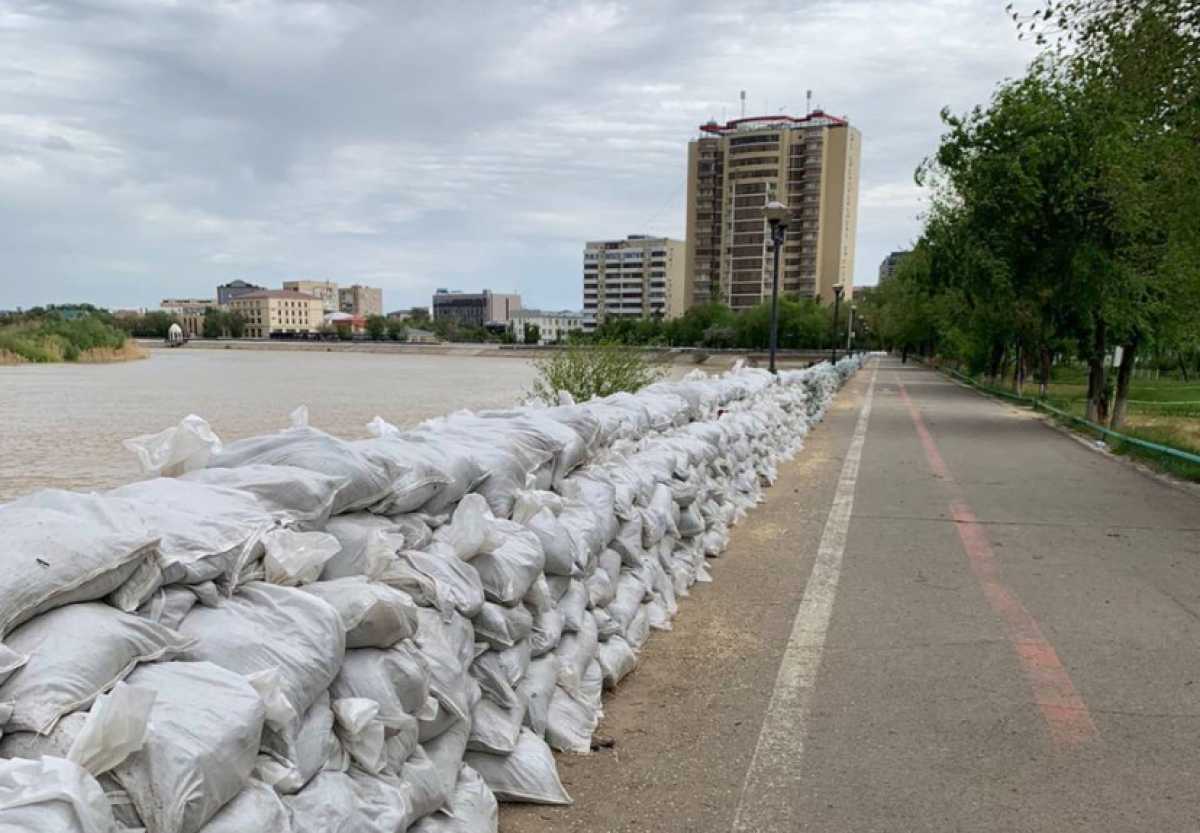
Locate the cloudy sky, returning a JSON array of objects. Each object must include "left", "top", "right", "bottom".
[{"left": 0, "top": 0, "right": 1040, "bottom": 312}]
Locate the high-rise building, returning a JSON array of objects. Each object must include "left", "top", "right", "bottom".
[
  {"left": 338, "top": 285, "right": 383, "bottom": 318},
  {"left": 432, "top": 290, "right": 521, "bottom": 327},
  {"left": 582, "top": 235, "right": 686, "bottom": 331},
  {"left": 684, "top": 110, "right": 861, "bottom": 310},
  {"left": 216, "top": 279, "right": 265, "bottom": 307},
  {"left": 878, "top": 250, "right": 911, "bottom": 284},
  {"left": 283, "top": 280, "right": 340, "bottom": 313}
]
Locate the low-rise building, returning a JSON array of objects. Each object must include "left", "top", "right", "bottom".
[
  {"left": 216, "top": 279, "right": 265, "bottom": 306},
  {"left": 432, "top": 289, "right": 521, "bottom": 327},
  {"left": 227, "top": 290, "right": 324, "bottom": 338},
  {"left": 583, "top": 235, "right": 686, "bottom": 331},
  {"left": 339, "top": 285, "right": 384, "bottom": 318},
  {"left": 283, "top": 280, "right": 340, "bottom": 314},
  {"left": 160, "top": 298, "right": 214, "bottom": 338},
  {"left": 509, "top": 309, "right": 584, "bottom": 344}
]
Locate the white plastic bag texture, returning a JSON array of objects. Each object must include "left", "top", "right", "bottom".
[{"left": 0, "top": 756, "right": 116, "bottom": 833}]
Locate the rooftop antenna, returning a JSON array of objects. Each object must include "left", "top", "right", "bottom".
[
  {"left": 806, "top": 89, "right": 813, "bottom": 114},
  {"left": 739, "top": 90, "right": 746, "bottom": 118}
]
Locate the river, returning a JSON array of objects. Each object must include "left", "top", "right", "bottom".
[{"left": 0, "top": 348, "right": 539, "bottom": 502}]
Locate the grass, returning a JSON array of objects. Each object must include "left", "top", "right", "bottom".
[{"left": 0, "top": 316, "right": 142, "bottom": 364}]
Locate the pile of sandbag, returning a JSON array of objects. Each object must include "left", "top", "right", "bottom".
[{"left": 0, "top": 356, "right": 862, "bottom": 833}]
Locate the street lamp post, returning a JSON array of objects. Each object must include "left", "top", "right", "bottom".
[
  {"left": 764, "top": 201, "right": 790, "bottom": 375},
  {"left": 830, "top": 283, "right": 845, "bottom": 363},
  {"left": 846, "top": 304, "right": 855, "bottom": 354}
]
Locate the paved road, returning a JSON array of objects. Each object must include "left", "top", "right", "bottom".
[{"left": 502, "top": 358, "right": 1200, "bottom": 832}]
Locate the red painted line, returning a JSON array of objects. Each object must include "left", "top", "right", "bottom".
[{"left": 897, "top": 377, "right": 1098, "bottom": 748}]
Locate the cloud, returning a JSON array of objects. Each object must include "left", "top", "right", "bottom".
[{"left": 0, "top": 0, "right": 1040, "bottom": 309}]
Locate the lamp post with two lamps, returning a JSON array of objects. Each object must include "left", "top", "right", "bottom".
[{"left": 830, "top": 282, "right": 845, "bottom": 363}]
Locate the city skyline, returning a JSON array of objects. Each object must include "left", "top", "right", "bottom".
[{"left": 0, "top": 1, "right": 1040, "bottom": 311}]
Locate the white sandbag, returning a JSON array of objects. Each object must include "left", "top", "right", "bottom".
[
  {"left": 511, "top": 490, "right": 563, "bottom": 525},
  {"left": 418, "top": 655, "right": 479, "bottom": 744},
  {"left": 473, "top": 527, "right": 545, "bottom": 605},
  {"left": 208, "top": 426, "right": 396, "bottom": 515},
  {"left": 180, "top": 464, "right": 347, "bottom": 528},
  {"left": 410, "top": 765, "right": 499, "bottom": 833},
  {"left": 585, "top": 568, "right": 615, "bottom": 609},
  {"left": 471, "top": 603, "right": 532, "bottom": 650},
  {"left": 626, "top": 604, "right": 651, "bottom": 650},
  {"left": 413, "top": 608, "right": 477, "bottom": 679},
  {"left": 464, "top": 728, "right": 572, "bottom": 805},
  {"left": 554, "top": 612, "right": 597, "bottom": 698},
  {"left": 257, "top": 691, "right": 337, "bottom": 795},
  {"left": 0, "top": 755, "right": 117, "bottom": 833},
  {"left": 387, "top": 546, "right": 485, "bottom": 618},
  {"left": 0, "top": 490, "right": 155, "bottom": 636},
  {"left": 135, "top": 585, "right": 201, "bottom": 629},
  {"left": 0, "top": 645, "right": 26, "bottom": 690},
  {"left": 179, "top": 582, "right": 345, "bottom": 728},
  {"left": 592, "top": 607, "right": 621, "bottom": 640},
  {"left": 522, "top": 509, "right": 576, "bottom": 576},
  {"left": 111, "top": 661, "right": 266, "bottom": 833},
  {"left": 517, "top": 657, "right": 558, "bottom": 737},
  {"left": 199, "top": 779, "right": 292, "bottom": 833},
  {"left": 301, "top": 577, "right": 419, "bottom": 649},
  {"left": 528, "top": 606, "right": 563, "bottom": 658},
  {"left": 65, "top": 682, "right": 157, "bottom": 778},
  {"left": 640, "top": 483, "right": 678, "bottom": 547},
  {"left": 467, "top": 696, "right": 523, "bottom": 755},
  {"left": 384, "top": 711, "right": 421, "bottom": 771},
  {"left": 546, "top": 683, "right": 599, "bottom": 755},
  {"left": 123, "top": 414, "right": 221, "bottom": 478},
  {"left": 322, "top": 513, "right": 409, "bottom": 580},
  {"left": 400, "top": 744, "right": 453, "bottom": 821},
  {"left": 0, "top": 602, "right": 191, "bottom": 734},
  {"left": 282, "top": 771, "right": 355, "bottom": 833},
  {"left": 331, "top": 641, "right": 434, "bottom": 729},
  {"left": 261, "top": 529, "right": 340, "bottom": 586},
  {"left": 439, "top": 494, "right": 489, "bottom": 561},
  {"left": 422, "top": 719, "right": 470, "bottom": 800},
  {"left": 557, "top": 579, "right": 588, "bottom": 633},
  {"left": 596, "top": 635, "right": 639, "bottom": 689},
  {"left": 350, "top": 437, "right": 455, "bottom": 516},
  {"left": 606, "top": 573, "right": 649, "bottom": 632},
  {"left": 363, "top": 422, "right": 486, "bottom": 515},
  {"left": 107, "top": 478, "right": 274, "bottom": 601},
  {"left": 332, "top": 697, "right": 387, "bottom": 774}
]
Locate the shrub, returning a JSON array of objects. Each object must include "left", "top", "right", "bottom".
[{"left": 528, "top": 342, "right": 665, "bottom": 404}]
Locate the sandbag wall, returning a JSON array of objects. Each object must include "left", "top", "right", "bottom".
[{"left": 0, "top": 356, "right": 863, "bottom": 833}]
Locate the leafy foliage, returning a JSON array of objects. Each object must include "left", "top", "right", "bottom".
[{"left": 527, "top": 342, "right": 665, "bottom": 404}]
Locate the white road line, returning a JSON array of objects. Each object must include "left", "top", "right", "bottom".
[{"left": 730, "top": 361, "right": 879, "bottom": 833}]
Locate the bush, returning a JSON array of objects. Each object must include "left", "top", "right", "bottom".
[{"left": 527, "top": 342, "right": 665, "bottom": 404}]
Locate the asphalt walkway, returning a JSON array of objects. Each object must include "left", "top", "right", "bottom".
[{"left": 503, "top": 357, "right": 1200, "bottom": 832}]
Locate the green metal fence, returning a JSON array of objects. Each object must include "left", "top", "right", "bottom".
[{"left": 941, "top": 367, "right": 1200, "bottom": 468}]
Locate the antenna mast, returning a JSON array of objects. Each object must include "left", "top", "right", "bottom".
[
  {"left": 739, "top": 90, "right": 746, "bottom": 118},
  {"left": 806, "top": 89, "right": 813, "bottom": 114}
]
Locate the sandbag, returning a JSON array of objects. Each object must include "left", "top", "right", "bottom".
[
  {"left": 410, "top": 765, "right": 499, "bottom": 833},
  {"left": 596, "top": 635, "right": 639, "bottom": 690},
  {"left": 110, "top": 661, "right": 265, "bottom": 833},
  {"left": 199, "top": 779, "right": 291, "bottom": 833},
  {"left": 135, "top": 585, "right": 201, "bottom": 629},
  {"left": 467, "top": 697, "right": 523, "bottom": 755},
  {"left": 0, "top": 755, "right": 116, "bottom": 833},
  {"left": 0, "top": 490, "right": 155, "bottom": 636},
  {"left": 322, "top": 513, "right": 409, "bottom": 580},
  {"left": 471, "top": 603, "right": 532, "bottom": 651},
  {"left": 387, "top": 546, "right": 485, "bottom": 618},
  {"left": 473, "top": 527, "right": 545, "bottom": 606},
  {"left": 332, "top": 697, "right": 387, "bottom": 774},
  {"left": 261, "top": 529, "right": 340, "bottom": 586},
  {"left": 301, "top": 577, "right": 418, "bottom": 649},
  {"left": 350, "top": 438, "right": 454, "bottom": 515},
  {"left": 180, "top": 464, "right": 347, "bottom": 528},
  {"left": 331, "top": 641, "right": 434, "bottom": 729},
  {"left": 464, "top": 729, "right": 572, "bottom": 805},
  {"left": 0, "top": 602, "right": 192, "bottom": 734},
  {"left": 257, "top": 691, "right": 337, "bottom": 795},
  {"left": 516, "top": 657, "right": 558, "bottom": 737},
  {"left": 208, "top": 426, "right": 396, "bottom": 515},
  {"left": 123, "top": 414, "right": 221, "bottom": 479},
  {"left": 179, "top": 582, "right": 345, "bottom": 728},
  {"left": 522, "top": 508, "right": 576, "bottom": 576}
]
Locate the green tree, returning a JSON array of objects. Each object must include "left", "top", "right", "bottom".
[
  {"left": 366, "top": 315, "right": 387, "bottom": 341},
  {"left": 523, "top": 323, "right": 541, "bottom": 344},
  {"left": 385, "top": 318, "right": 407, "bottom": 341}
]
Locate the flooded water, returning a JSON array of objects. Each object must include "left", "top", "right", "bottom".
[{"left": 0, "top": 348, "right": 538, "bottom": 502}]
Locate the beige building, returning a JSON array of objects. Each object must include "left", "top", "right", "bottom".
[
  {"left": 283, "top": 280, "right": 340, "bottom": 313},
  {"left": 582, "top": 235, "right": 686, "bottom": 331},
  {"left": 685, "top": 110, "right": 861, "bottom": 310},
  {"left": 228, "top": 290, "right": 324, "bottom": 338},
  {"left": 339, "top": 285, "right": 384, "bottom": 318}
]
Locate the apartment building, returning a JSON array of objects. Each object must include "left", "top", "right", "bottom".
[
  {"left": 432, "top": 290, "right": 521, "bottom": 327},
  {"left": 339, "top": 285, "right": 384, "bottom": 318},
  {"left": 509, "top": 309, "right": 584, "bottom": 344},
  {"left": 684, "top": 110, "right": 861, "bottom": 310},
  {"left": 227, "top": 290, "right": 324, "bottom": 338},
  {"left": 283, "top": 280, "right": 340, "bottom": 313},
  {"left": 582, "top": 235, "right": 686, "bottom": 331}
]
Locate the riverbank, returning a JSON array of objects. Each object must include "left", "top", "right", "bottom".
[
  {"left": 0, "top": 340, "right": 146, "bottom": 365},
  {"left": 0, "top": 313, "right": 146, "bottom": 365},
  {"left": 138, "top": 338, "right": 831, "bottom": 369}
]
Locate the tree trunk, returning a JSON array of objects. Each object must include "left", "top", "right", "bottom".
[
  {"left": 1014, "top": 343, "right": 1026, "bottom": 397},
  {"left": 1085, "top": 316, "right": 1107, "bottom": 424},
  {"left": 987, "top": 342, "right": 1004, "bottom": 385},
  {"left": 1039, "top": 346, "right": 1052, "bottom": 398},
  {"left": 1110, "top": 338, "right": 1138, "bottom": 430},
  {"left": 1180, "top": 352, "right": 1190, "bottom": 382}
]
